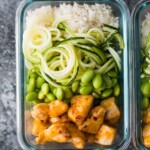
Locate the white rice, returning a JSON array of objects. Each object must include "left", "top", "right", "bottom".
[
  {"left": 141, "top": 13, "right": 150, "bottom": 47},
  {"left": 26, "top": 3, "right": 119, "bottom": 33}
]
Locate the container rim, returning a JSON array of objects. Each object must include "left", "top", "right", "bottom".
[
  {"left": 131, "top": 0, "right": 150, "bottom": 150},
  {"left": 16, "top": 0, "right": 31, "bottom": 149},
  {"left": 16, "top": 0, "right": 131, "bottom": 149}
]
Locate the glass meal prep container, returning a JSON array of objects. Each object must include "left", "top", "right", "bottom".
[
  {"left": 16, "top": 0, "right": 131, "bottom": 149},
  {"left": 132, "top": 0, "right": 150, "bottom": 149}
]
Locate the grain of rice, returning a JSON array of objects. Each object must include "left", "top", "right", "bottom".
[{"left": 26, "top": 3, "right": 119, "bottom": 33}]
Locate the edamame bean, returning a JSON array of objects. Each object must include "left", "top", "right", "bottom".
[
  {"left": 103, "top": 76, "right": 112, "bottom": 88},
  {"left": 101, "top": 89, "right": 113, "bottom": 98},
  {"left": 47, "top": 93, "right": 56, "bottom": 101},
  {"left": 71, "top": 81, "right": 80, "bottom": 93},
  {"left": 114, "top": 84, "right": 120, "bottom": 96},
  {"left": 80, "top": 85, "right": 93, "bottom": 95},
  {"left": 141, "top": 82, "right": 150, "bottom": 97},
  {"left": 36, "top": 77, "right": 45, "bottom": 89},
  {"left": 29, "top": 77, "right": 36, "bottom": 85},
  {"left": 53, "top": 88, "right": 57, "bottom": 96},
  {"left": 27, "top": 84, "right": 35, "bottom": 93},
  {"left": 96, "top": 82, "right": 106, "bottom": 92},
  {"left": 141, "top": 97, "right": 149, "bottom": 110},
  {"left": 112, "top": 78, "right": 118, "bottom": 87},
  {"left": 26, "top": 92, "right": 38, "bottom": 101},
  {"left": 30, "top": 73, "right": 38, "bottom": 79},
  {"left": 41, "top": 83, "right": 49, "bottom": 95},
  {"left": 63, "top": 87, "right": 73, "bottom": 99},
  {"left": 77, "top": 86, "right": 82, "bottom": 94},
  {"left": 56, "top": 87, "right": 64, "bottom": 100},
  {"left": 38, "top": 91, "right": 45, "bottom": 100},
  {"left": 107, "top": 70, "right": 118, "bottom": 78},
  {"left": 92, "top": 92, "right": 100, "bottom": 98},
  {"left": 94, "top": 88, "right": 101, "bottom": 95},
  {"left": 27, "top": 78, "right": 36, "bottom": 92},
  {"left": 81, "top": 70, "right": 95, "bottom": 84},
  {"left": 92, "top": 74, "right": 103, "bottom": 89}
]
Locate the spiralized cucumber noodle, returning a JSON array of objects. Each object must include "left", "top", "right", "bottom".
[{"left": 23, "top": 3, "right": 122, "bottom": 87}]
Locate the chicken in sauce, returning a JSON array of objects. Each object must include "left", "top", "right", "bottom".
[{"left": 31, "top": 96, "right": 120, "bottom": 149}]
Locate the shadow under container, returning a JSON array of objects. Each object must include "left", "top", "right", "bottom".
[
  {"left": 16, "top": 0, "right": 131, "bottom": 149},
  {"left": 132, "top": 0, "right": 150, "bottom": 149}
]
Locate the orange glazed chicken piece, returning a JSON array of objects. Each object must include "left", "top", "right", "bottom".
[
  {"left": 68, "top": 95, "right": 94, "bottom": 125},
  {"left": 35, "top": 123, "right": 86, "bottom": 149},
  {"left": 79, "top": 106, "right": 106, "bottom": 134},
  {"left": 31, "top": 103, "right": 49, "bottom": 123},
  {"left": 100, "top": 97, "right": 120, "bottom": 125},
  {"left": 142, "top": 107, "right": 150, "bottom": 124},
  {"left": 32, "top": 119, "right": 50, "bottom": 136},
  {"left": 95, "top": 124, "right": 116, "bottom": 146},
  {"left": 35, "top": 123, "right": 70, "bottom": 144},
  {"left": 49, "top": 100, "right": 68, "bottom": 117},
  {"left": 143, "top": 124, "right": 150, "bottom": 147},
  {"left": 67, "top": 123, "right": 86, "bottom": 149}
]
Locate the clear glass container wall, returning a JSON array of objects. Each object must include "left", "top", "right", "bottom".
[
  {"left": 16, "top": 0, "right": 131, "bottom": 149},
  {"left": 132, "top": 0, "right": 150, "bottom": 149}
]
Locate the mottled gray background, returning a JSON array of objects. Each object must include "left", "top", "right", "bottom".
[{"left": 0, "top": 0, "right": 138, "bottom": 150}]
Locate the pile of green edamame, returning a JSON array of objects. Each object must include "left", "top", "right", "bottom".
[
  {"left": 26, "top": 68, "right": 120, "bottom": 105},
  {"left": 26, "top": 70, "right": 56, "bottom": 105},
  {"left": 78, "top": 70, "right": 120, "bottom": 98}
]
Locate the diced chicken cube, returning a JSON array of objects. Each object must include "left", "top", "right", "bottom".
[
  {"left": 36, "top": 123, "right": 71, "bottom": 144},
  {"left": 50, "top": 113, "right": 70, "bottom": 124},
  {"left": 49, "top": 100, "right": 68, "bottom": 117},
  {"left": 95, "top": 124, "right": 116, "bottom": 146},
  {"left": 143, "top": 107, "right": 150, "bottom": 124},
  {"left": 32, "top": 119, "right": 50, "bottom": 136},
  {"left": 67, "top": 123, "right": 86, "bottom": 149},
  {"left": 35, "top": 131, "right": 46, "bottom": 144},
  {"left": 35, "top": 123, "right": 85, "bottom": 149},
  {"left": 79, "top": 106, "right": 106, "bottom": 134},
  {"left": 68, "top": 95, "right": 94, "bottom": 125},
  {"left": 31, "top": 103, "right": 49, "bottom": 123},
  {"left": 100, "top": 97, "right": 120, "bottom": 125},
  {"left": 143, "top": 124, "right": 150, "bottom": 147}
]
